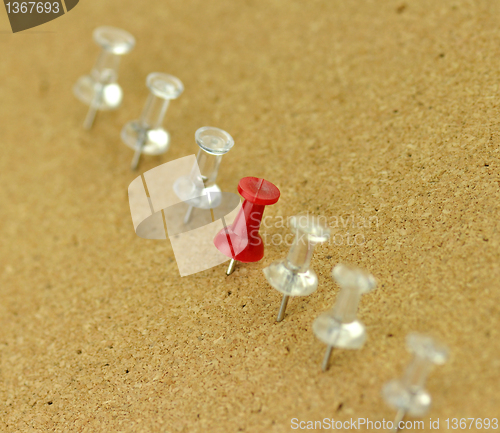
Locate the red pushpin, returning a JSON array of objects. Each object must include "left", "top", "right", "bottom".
[{"left": 214, "top": 177, "right": 280, "bottom": 275}]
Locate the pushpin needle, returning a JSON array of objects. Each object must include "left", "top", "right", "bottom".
[
  {"left": 276, "top": 272, "right": 294, "bottom": 321},
  {"left": 322, "top": 345, "right": 334, "bottom": 372},
  {"left": 130, "top": 147, "right": 142, "bottom": 171},
  {"left": 183, "top": 206, "right": 194, "bottom": 224},
  {"left": 226, "top": 258, "right": 237, "bottom": 275},
  {"left": 393, "top": 409, "right": 406, "bottom": 432},
  {"left": 224, "top": 219, "right": 238, "bottom": 276},
  {"left": 276, "top": 295, "right": 289, "bottom": 322},
  {"left": 183, "top": 176, "right": 208, "bottom": 224},
  {"left": 130, "top": 129, "right": 147, "bottom": 171},
  {"left": 321, "top": 315, "right": 348, "bottom": 371},
  {"left": 83, "top": 82, "right": 103, "bottom": 130},
  {"left": 183, "top": 175, "right": 211, "bottom": 223},
  {"left": 321, "top": 321, "right": 342, "bottom": 371}
]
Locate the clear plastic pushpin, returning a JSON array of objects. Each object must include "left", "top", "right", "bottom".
[
  {"left": 382, "top": 333, "right": 449, "bottom": 432},
  {"left": 173, "top": 127, "right": 234, "bottom": 223},
  {"left": 74, "top": 26, "right": 135, "bottom": 130},
  {"left": 122, "top": 73, "right": 184, "bottom": 170},
  {"left": 313, "top": 263, "right": 376, "bottom": 371},
  {"left": 263, "top": 215, "right": 330, "bottom": 322}
]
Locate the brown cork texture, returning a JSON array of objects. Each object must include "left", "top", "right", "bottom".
[{"left": 0, "top": 0, "right": 499, "bottom": 431}]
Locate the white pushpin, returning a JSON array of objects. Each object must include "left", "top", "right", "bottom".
[
  {"left": 74, "top": 26, "right": 135, "bottom": 130},
  {"left": 382, "top": 333, "right": 449, "bottom": 432},
  {"left": 173, "top": 126, "right": 234, "bottom": 223},
  {"left": 312, "top": 263, "right": 376, "bottom": 371},
  {"left": 263, "top": 215, "right": 330, "bottom": 322},
  {"left": 122, "top": 73, "right": 184, "bottom": 170}
]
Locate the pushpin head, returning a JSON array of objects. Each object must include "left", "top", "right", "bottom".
[
  {"left": 289, "top": 214, "right": 330, "bottom": 243},
  {"left": 332, "top": 263, "right": 376, "bottom": 294},
  {"left": 147, "top": 73, "right": 184, "bottom": 100},
  {"left": 382, "top": 333, "right": 449, "bottom": 417},
  {"left": 237, "top": 177, "right": 280, "bottom": 206},
  {"left": 93, "top": 26, "right": 136, "bottom": 55},
  {"left": 264, "top": 214, "right": 330, "bottom": 297},
  {"left": 195, "top": 126, "right": 234, "bottom": 155},
  {"left": 406, "top": 333, "right": 449, "bottom": 365}
]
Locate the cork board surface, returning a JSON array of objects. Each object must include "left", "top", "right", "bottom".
[{"left": 1, "top": 0, "right": 499, "bottom": 431}]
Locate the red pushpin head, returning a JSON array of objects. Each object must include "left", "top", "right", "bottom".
[
  {"left": 237, "top": 177, "right": 280, "bottom": 205},
  {"left": 214, "top": 177, "right": 280, "bottom": 263}
]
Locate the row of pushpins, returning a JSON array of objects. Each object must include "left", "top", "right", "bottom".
[
  {"left": 73, "top": 26, "right": 449, "bottom": 431},
  {"left": 74, "top": 26, "right": 184, "bottom": 170},
  {"left": 208, "top": 186, "right": 448, "bottom": 430},
  {"left": 316, "top": 266, "right": 448, "bottom": 431},
  {"left": 164, "top": 127, "right": 449, "bottom": 430}
]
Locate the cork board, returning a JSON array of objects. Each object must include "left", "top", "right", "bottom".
[{"left": 1, "top": 0, "right": 499, "bottom": 431}]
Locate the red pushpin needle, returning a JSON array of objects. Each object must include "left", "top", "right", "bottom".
[{"left": 213, "top": 177, "right": 280, "bottom": 275}]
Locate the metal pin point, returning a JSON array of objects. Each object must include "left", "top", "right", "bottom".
[
  {"left": 74, "top": 26, "right": 135, "bottom": 130},
  {"left": 321, "top": 346, "right": 334, "bottom": 372},
  {"left": 263, "top": 214, "right": 330, "bottom": 322},
  {"left": 226, "top": 258, "right": 237, "bottom": 276},
  {"left": 183, "top": 205, "right": 194, "bottom": 225},
  {"left": 276, "top": 295, "right": 290, "bottom": 322},
  {"left": 122, "top": 73, "right": 184, "bottom": 170},
  {"left": 382, "top": 333, "right": 449, "bottom": 432},
  {"left": 130, "top": 128, "right": 147, "bottom": 171},
  {"left": 393, "top": 409, "right": 406, "bottom": 432},
  {"left": 183, "top": 175, "right": 210, "bottom": 224},
  {"left": 83, "top": 82, "right": 103, "bottom": 130},
  {"left": 313, "top": 263, "right": 377, "bottom": 371}
]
